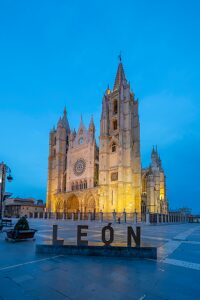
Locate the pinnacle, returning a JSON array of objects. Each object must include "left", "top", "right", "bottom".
[
  {"left": 113, "top": 62, "right": 127, "bottom": 90},
  {"left": 89, "top": 115, "right": 95, "bottom": 129}
]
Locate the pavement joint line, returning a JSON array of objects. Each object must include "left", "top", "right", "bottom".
[
  {"left": 142, "top": 235, "right": 170, "bottom": 241},
  {"left": 173, "top": 226, "right": 199, "bottom": 240},
  {"left": 157, "top": 240, "right": 182, "bottom": 259},
  {"left": 36, "top": 233, "right": 52, "bottom": 239},
  {"left": 162, "top": 258, "right": 200, "bottom": 271},
  {"left": 0, "top": 255, "right": 64, "bottom": 271},
  {"left": 182, "top": 240, "right": 200, "bottom": 245},
  {"left": 157, "top": 226, "right": 200, "bottom": 259}
]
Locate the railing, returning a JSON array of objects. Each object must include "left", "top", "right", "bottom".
[{"left": 28, "top": 211, "right": 188, "bottom": 224}]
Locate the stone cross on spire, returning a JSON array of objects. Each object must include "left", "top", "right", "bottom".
[{"left": 118, "top": 51, "right": 122, "bottom": 62}]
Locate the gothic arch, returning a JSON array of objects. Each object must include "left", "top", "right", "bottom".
[
  {"left": 109, "top": 137, "right": 119, "bottom": 153},
  {"left": 66, "top": 194, "right": 79, "bottom": 212},
  {"left": 55, "top": 198, "right": 64, "bottom": 212},
  {"left": 83, "top": 192, "right": 96, "bottom": 213},
  {"left": 141, "top": 200, "right": 147, "bottom": 214},
  {"left": 142, "top": 171, "right": 148, "bottom": 194}
]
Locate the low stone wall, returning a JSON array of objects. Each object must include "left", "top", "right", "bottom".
[{"left": 36, "top": 244, "right": 157, "bottom": 259}]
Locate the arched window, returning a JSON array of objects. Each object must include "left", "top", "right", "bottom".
[
  {"left": 54, "top": 136, "right": 56, "bottom": 145},
  {"left": 141, "top": 201, "right": 146, "bottom": 214},
  {"left": 112, "top": 142, "right": 116, "bottom": 152},
  {"left": 80, "top": 182, "right": 83, "bottom": 190},
  {"left": 83, "top": 181, "right": 87, "bottom": 189},
  {"left": 76, "top": 182, "right": 79, "bottom": 190},
  {"left": 113, "top": 100, "right": 118, "bottom": 114},
  {"left": 53, "top": 149, "right": 56, "bottom": 157},
  {"left": 113, "top": 120, "right": 117, "bottom": 130},
  {"left": 63, "top": 174, "right": 66, "bottom": 192}
]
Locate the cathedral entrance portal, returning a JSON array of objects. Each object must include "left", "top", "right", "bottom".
[
  {"left": 83, "top": 193, "right": 96, "bottom": 213},
  {"left": 66, "top": 194, "right": 79, "bottom": 213}
]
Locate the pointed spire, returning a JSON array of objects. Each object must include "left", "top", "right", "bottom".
[
  {"left": 61, "top": 106, "right": 70, "bottom": 132},
  {"left": 57, "top": 117, "right": 62, "bottom": 128},
  {"left": 64, "top": 106, "right": 67, "bottom": 115},
  {"left": 152, "top": 145, "right": 156, "bottom": 155},
  {"left": 89, "top": 115, "right": 95, "bottom": 130},
  {"left": 80, "top": 114, "right": 83, "bottom": 126},
  {"left": 78, "top": 114, "right": 86, "bottom": 133},
  {"left": 113, "top": 58, "right": 127, "bottom": 90}
]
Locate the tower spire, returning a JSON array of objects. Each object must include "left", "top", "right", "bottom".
[
  {"left": 89, "top": 115, "right": 95, "bottom": 129},
  {"left": 113, "top": 58, "right": 127, "bottom": 91},
  {"left": 61, "top": 106, "right": 70, "bottom": 132}
]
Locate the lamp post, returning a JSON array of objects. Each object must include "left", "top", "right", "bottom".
[{"left": 0, "top": 162, "right": 13, "bottom": 221}]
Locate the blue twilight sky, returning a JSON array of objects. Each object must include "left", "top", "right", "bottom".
[{"left": 0, "top": 0, "right": 200, "bottom": 212}]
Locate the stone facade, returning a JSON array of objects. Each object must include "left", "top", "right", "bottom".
[
  {"left": 141, "top": 147, "right": 168, "bottom": 214},
  {"left": 4, "top": 198, "right": 45, "bottom": 218},
  {"left": 46, "top": 61, "right": 168, "bottom": 214}
]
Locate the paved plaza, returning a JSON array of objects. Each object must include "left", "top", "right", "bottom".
[{"left": 0, "top": 219, "right": 200, "bottom": 300}]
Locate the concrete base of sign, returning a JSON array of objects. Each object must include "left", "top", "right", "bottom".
[{"left": 36, "top": 243, "right": 157, "bottom": 259}]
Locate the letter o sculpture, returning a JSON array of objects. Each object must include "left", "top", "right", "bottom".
[{"left": 102, "top": 225, "right": 114, "bottom": 246}]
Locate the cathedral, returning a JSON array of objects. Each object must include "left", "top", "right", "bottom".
[{"left": 46, "top": 60, "right": 168, "bottom": 215}]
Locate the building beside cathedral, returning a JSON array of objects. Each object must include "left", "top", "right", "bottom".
[{"left": 46, "top": 61, "right": 168, "bottom": 215}]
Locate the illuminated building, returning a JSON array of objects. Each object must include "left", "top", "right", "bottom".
[{"left": 46, "top": 60, "right": 168, "bottom": 214}]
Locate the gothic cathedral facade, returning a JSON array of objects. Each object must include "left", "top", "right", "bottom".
[{"left": 46, "top": 61, "right": 168, "bottom": 215}]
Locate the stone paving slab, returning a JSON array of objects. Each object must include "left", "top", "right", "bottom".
[{"left": 169, "top": 243, "right": 200, "bottom": 264}]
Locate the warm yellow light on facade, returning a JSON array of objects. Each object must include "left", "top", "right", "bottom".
[{"left": 107, "top": 88, "right": 111, "bottom": 95}]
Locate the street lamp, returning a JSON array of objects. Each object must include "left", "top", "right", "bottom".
[{"left": 0, "top": 162, "right": 13, "bottom": 221}]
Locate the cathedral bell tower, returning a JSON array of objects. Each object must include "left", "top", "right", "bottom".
[
  {"left": 46, "top": 107, "right": 70, "bottom": 212},
  {"left": 99, "top": 59, "right": 142, "bottom": 213}
]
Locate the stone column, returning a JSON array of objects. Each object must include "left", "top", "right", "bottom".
[
  {"left": 72, "top": 212, "right": 74, "bottom": 221},
  {"left": 123, "top": 210, "right": 126, "bottom": 223},
  {"left": 146, "top": 211, "right": 150, "bottom": 225},
  {"left": 88, "top": 211, "right": 91, "bottom": 221},
  {"left": 78, "top": 211, "right": 81, "bottom": 221},
  {"left": 100, "top": 211, "right": 103, "bottom": 223},
  {"left": 171, "top": 214, "right": 173, "bottom": 222},
  {"left": 133, "top": 212, "right": 137, "bottom": 224},
  {"left": 156, "top": 213, "right": 159, "bottom": 224},
  {"left": 167, "top": 214, "right": 169, "bottom": 223},
  {"left": 160, "top": 214, "right": 163, "bottom": 223},
  {"left": 113, "top": 210, "right": 116, "bottom": 223}
]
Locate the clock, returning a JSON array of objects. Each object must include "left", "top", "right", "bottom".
[{"left": 74, "top": 159, "right": 86, "bottom": 176}]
